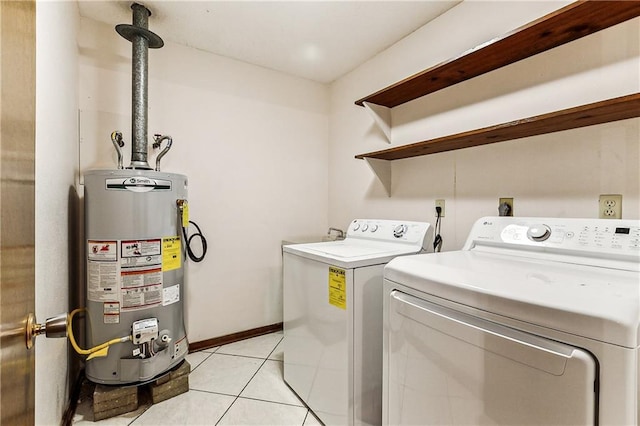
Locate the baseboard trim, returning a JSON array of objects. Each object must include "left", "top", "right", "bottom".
[{"left": 188, "top": 322, "right": 283, "bottom": 353}]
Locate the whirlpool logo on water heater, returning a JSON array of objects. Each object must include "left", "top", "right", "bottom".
[{"left": 105, "top": 177, "right": 172, "bottom": 192}]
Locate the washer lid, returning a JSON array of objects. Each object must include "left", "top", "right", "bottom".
[
  {"left": 283, "top": 239, "right": 423, "bottom": 268},
  {"left": 384, "top": 250, "right": 640, "bottom": 348}
]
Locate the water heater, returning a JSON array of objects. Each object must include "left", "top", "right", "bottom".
[
  {"left": 84, "top": 171, "right": 188, "bottom": 384},
  {"left": 83, "top": 4, "right": 191, "bottom": 385}
]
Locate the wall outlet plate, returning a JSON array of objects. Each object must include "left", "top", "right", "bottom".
[
  {"left": 499, "top": 197, "right": 514, "bottom": 216},
  {"left": 435, "top": 199, "right": 445, "bottom": 217},
  {"left": 599, "top": 194, "right": 622, "bottom": 219}
]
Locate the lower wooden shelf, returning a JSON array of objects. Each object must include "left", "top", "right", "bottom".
[{"left": 356, "top": 93, "right": 640, "bottom": 161}]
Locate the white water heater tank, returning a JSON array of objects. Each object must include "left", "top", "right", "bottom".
[{"left": 84, "top": 169, "right": 188, "bottom": 384}]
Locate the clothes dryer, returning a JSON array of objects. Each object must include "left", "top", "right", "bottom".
[
  {"left": 283, "top": 219, "right": 433, "bottom": 426},
  {"left": 383, "top": 217, "right": 640, "bottom": 425}
]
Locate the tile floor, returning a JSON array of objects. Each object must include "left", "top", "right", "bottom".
[{"left": 73, "top": 332, "right": 322, "bottom": 425}]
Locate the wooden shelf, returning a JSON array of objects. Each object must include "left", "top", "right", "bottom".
[
  {"left": 355, "top": 1, "right": 640, "bottom": 108},
  {"left": 355, "top": 93, "right": 640, "bottom": 160}
]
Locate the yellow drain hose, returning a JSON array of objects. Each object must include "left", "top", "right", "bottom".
[{"left": 67, "top": 308, "right": 132, "bottom": 360}]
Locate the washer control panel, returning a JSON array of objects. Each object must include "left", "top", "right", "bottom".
[
  {"left": 466, "top": 217, "right": 640, "bottom": 261},
  {"left": 347, "top": 219, "right": 432, "bottom": 248}
]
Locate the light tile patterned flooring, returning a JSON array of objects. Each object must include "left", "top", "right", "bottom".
[{"left": 73, "top": 332, "right": 322, "bottom": 425}]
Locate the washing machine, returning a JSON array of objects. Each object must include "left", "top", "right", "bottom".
[
  {"left": 283, "top": 219, "right": 433, "bottom": 426},
  {"left": 383, "top": 216, "right": 640, "bottom": 425}
]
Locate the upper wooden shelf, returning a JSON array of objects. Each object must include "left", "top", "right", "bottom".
[
  {"left": 355, "top": 93, "right": 640, "bottom": 160},
  {"left": 355, "top": 1, "right": 640, "bottom": 108}
]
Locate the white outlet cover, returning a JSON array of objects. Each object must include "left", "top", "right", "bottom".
[{"left": 598, "top": 194, "right": 622, "bottom": 219}]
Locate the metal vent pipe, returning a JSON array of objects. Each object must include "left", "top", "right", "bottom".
[{"left": 115, "top": 3, "right": 164, "bottom": 169}]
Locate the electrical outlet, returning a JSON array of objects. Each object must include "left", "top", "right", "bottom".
[
  {"left": 599, "top": 194, "right": 622, "bottom": 219},
  {"left": 435, "top": 199, "right": 445, "bottom": 217},
  {"left": 499, "top": 198, "right": 514, "bottom": 216}
]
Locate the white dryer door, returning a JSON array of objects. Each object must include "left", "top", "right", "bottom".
[{"left": 385, "top": 291, "right": 597, "bottom": 425}]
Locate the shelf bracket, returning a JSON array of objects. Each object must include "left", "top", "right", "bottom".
[
  {"left": 363, "top": 101, "right": 391, "bottom": 143},
  {"left": 364, "top": 157, "right": 391, "bottom": 197}
]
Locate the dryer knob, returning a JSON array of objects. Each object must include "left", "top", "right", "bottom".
[
  {"left": 393, "top": 224, "right": 407, "bottom": 238},
  {"left": 527, "top": 224, "right": 551, "bottom": 242}
]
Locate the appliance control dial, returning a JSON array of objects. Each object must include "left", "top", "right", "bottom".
[
  {"left": 361, "top": 224, "right": 369, "bottom": 232},
  {"left": 353, "top": 223, "right": 360, "bottom": 231},
  {"left": 393, "top": 224, "right": 407, "bottom": 238},
  {"left": 370, "top": 224, "right": 378, "bottom": 232},
  {"left": 527, "top": 224, "right": 551, "bottom": 242}
]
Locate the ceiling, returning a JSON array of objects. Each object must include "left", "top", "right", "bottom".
[{"left": 77, "top": 1, "right": 461, "bottom": 84}]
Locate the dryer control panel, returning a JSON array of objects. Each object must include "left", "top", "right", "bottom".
[{"left": 465, "top": 217, "right": 640, "bottom": 269}]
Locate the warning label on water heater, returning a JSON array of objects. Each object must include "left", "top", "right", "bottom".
[
  {"left": 120, "top": 239, "right": 163, "bottom": 310},
  {"left": 87, "top": 237, "right": 181, "bottom": 315},
  {"left": 121, "top": 239, "right": 161, "bottom": 267},
  {"left": 103, "top": 301, "right": 120, "bottom": 324},
  {"left": 87, "top": 241, "right": 119, "bottom": 302},
  {"left": 162, "top": 236, "right": 181, "bottom": 272}
]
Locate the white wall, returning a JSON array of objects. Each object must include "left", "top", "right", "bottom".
[
  {"left": 329, "top": 1, "right": 640, "bottom": 249},
  {"left": 35, "top": 1, "right": 79, "bottom": 424},
  {"left": 78, "top": 18, "right": 329, "bottom": 342}
]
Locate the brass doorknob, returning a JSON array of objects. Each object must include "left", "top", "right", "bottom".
[
  {"left": 25, "top": 313, "right": 43, "bottom": 349},
  {"left": 25, "top": 312, "right": 68, "bottom": 349}
]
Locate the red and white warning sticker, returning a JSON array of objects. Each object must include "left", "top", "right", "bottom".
[
  {"left": 120, "top": 239, "right": 163, "bottom": 311},
  {"left": 103, "top": 301, "right": 120, "bottom": 324}
]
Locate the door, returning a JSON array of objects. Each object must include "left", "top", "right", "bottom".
[
  {"left": 0, "top": 1, "right": 36, "bottom": 424},
  {"left": 385, "top": 290, "right": 597, "bottom": 425}
]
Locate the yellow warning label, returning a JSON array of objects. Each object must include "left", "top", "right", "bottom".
[
  {"left": 182, "top": 202, "right": 190, "bottom": 228},
  {"left": 162, "top": 236, "right": 181, "bottom": 272},
  {"left": 328, "top": 266, "right": 346, "bottom": 310}
]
